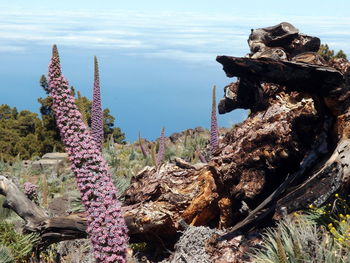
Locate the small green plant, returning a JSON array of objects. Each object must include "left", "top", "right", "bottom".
[
  {"left": 0, "top": 222, "right": 39, "bottom": 262},
  {"left": 251, "top": 212, "right": 350, "bottom": 263},
  {"left": 0, "top": 246, "right": 14, "bottom": 263},
  {"left": 314, "top": 193, "right": 350, "bottom": 248},
  {"left": 318, "top": 44, "right": 348, "bottom": 61},
  {"left": 68, "top": 191, "right": 85, "bottom": 213},
  {"left": 0, "top": 157, "right": 10, "bottom": 173},
  {"left": 164, "top": 130, "right": 209, "bottom": 163},
  {"left": 0, "top": 197, "right": 13, "bottom": 221}
]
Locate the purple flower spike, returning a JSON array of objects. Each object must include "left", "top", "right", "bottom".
[
  {"left": 138, "top": 132, "right": 149, "bottom": 157},
  {"left": 91, "top": 56, "right": 104, "bottom": 151},
  {"left": 156, "top": 127, "right": 165, "bottom": 166},
  {"left": 48, "top": 45, "right": 128, "bottom": 263},
  {"left": 198, "top": 151, "right": 207, "bottom": 163},
  {"left": 210, "top": 86, "right": 219, "bottom": 154},
  {"left": 23, "top": 182, "right": 38, "bottom": 201}
]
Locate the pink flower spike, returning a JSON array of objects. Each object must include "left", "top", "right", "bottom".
[{"left": 47, "top": 45, "right": 128, "bottom": 263}]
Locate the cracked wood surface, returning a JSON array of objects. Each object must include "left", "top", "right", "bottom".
[{"left": 216, "top": 56, "right": 343, "bottom": 95}]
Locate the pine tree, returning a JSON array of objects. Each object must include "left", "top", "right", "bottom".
[{"left": 318, "top": 44, "right": 348, "bottom": 61}]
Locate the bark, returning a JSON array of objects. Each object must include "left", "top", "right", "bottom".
[
  {"left": 0, "top": 176, "right": 48, "bottom": 228},
  {"left": 216, "top": 56, "right": 343, "bottom": 94},
  {"left": 0, "top": 176, "right": 86, "bottom": 248},
  {"left": 247, "top": 22, "right": 320, "bottom": 59}
]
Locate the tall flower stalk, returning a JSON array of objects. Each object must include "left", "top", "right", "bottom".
[
  {"left": 91, "top": 56, "right": 104, "bottom": 151},
  {"left": 138, "top": 132, "right": 149, "bottom": 157},
  {"left": 210, "top": 85, "right": 219, "bottom": 154},
  {"left": 48, "top": 45, "right": 128, "bottom": 263},
  {"left": 198, "top": 151, "right": 207, "bottom": 163},
  {"left": 156, "top": 127, "right": 165, "bottom": 167}
]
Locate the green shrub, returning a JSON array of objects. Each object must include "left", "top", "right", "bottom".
[
  {"left": 251, "top": 212, "right": 350, "bottom": 263},
  {"left": 0, "top": 246, "right": 14, "bottom": 263},
  {"left": 0, "top": 197, "right": 13, "bottom": 221},
  {"left": 0, "top": 222, "right": 39, "bottom": 262}
]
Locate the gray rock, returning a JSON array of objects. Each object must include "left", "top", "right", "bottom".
[
  {"left": 161, "top": 226, "right": 223, "bottom": 263},
  {"left": 31, "top": 159, "right": 64, "bottom": 171},
  {"left": 42, "top": 152, "right": 68, "bottom": 162},
  {"left": 31, "top": 152, "right": 69, "bottom": 171}
]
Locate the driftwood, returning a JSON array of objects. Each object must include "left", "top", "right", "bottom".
[
  {"left": 1, "top": 22, "right": 350, "bottom": 261},
  {"left": 248, "top": 22, "right": 320, "bottom": 58},
  {"left": 216, "top": 56, "right": 343, "bottom": 93},
  {"left": 0, "top": 176, "right": 87, "bottom": 250}
]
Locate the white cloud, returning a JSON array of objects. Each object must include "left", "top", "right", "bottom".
[
  {"left": 143, "top": 50, "right": 216, "bottom": 63},
  {"left": 0, "top": 9, "right": 349, "bottom": 62},
  {"left": 0, "top": 45, "right": 26, "bottom": 52}
]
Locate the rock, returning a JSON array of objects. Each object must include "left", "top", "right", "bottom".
[
  {"left": 32, "top": 159, "right": 64, "bottom": 171},
  {"left": 161, "top": 226, "right": 222, "bottom": 263},
  {"left": 31, "top": 152, "right": 68, "bottom": 171},
  {"left": 42, "top": 152, "right": 68, "bottom": 162}
]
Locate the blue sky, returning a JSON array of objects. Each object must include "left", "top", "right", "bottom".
[{"left": 1, "top": 1, "right": 350, "bottom": 142}]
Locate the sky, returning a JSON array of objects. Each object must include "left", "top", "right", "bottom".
[{"left": 1, "top": 1, "right": 350, "bottom": 142}]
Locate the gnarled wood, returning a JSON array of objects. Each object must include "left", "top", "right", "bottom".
[
  {"left": 0, "top": 176, "right": 48, "bottom": 228},
  {"left": 216, "top": 56, "right": 343, "bottom": 95},
  {"left": 248, "top": 22, "right": 299, "bottom": 54}
]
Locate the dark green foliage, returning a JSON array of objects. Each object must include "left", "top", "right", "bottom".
[
  {"left": 0, "top": 104, "right": 17, "bottom": 120},
  {"left": 103, "top": 108, "right": 125, "bottom": 144},
  {"left": 74, "top": 94, "right": 125, "bottom": 144},
  {"left": 40, "top": 74, "right": 49, "bottom": 94},
  {"left": 0, "top": 105, "right": 43, "bottom": 162},
  {"left": 334, "top": 49, "right": 347, "bottom": 60},
  {"left": 37, "top": 75, "right": 65, "bottom": 154},
  {"left": 318, "top": 44, "right": 348, "bottom": 61}
]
